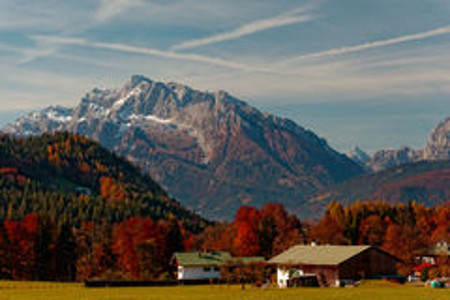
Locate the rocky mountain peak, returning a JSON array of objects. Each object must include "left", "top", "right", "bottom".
[
  {"left": 2, "top": 75, "right": 363, "bottom": 219},
  {"left": 367, "top": 146, "right": 419, "bottom": 172},
  {"left": 130, "top": 74, "right": 153, "bottom": 88},
  {"left": 424, "top": 116, "right": 450, "bottom": 160},
  {"left": 347, "top": 146, "right": 370, "bottom": 166},
  {"left": 357, "top": 115, "right": 450, "bottom": 172}
]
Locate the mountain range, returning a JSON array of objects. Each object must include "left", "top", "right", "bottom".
[
  {"left": 2, "top": 75, "right": 363, "bottom": 219},
  {"left": 348, "top": 116, "right": 450, "bottom": 172},
  {"left": 3, "top": 75, "right": 450, "bottom": 220},
  {"left": 306, "top": 159, "right": 450, "bottom": 216}
]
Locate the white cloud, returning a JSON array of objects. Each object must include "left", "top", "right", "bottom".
[
  {"left": 94, "top": 0, "right": 145, "bottom": 23},
  {"left": 0, "top": 1, "right": 93, "bottom": 31},
  {"left": 32, "top": 35, "right": 268, "bottom": 72},
  {"left": 0, "top": 68, "right": 94, "bottom": 110},
  {"left": 185, "top": 43, "right": 450, "bottom": 101},
  {"left": 0, "top": 43, "right": 60, "bottom": 65},
  {"left": 171, "top": 6, "right": 316, "bottom": 50}
]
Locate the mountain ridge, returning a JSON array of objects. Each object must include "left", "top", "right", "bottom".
[
  {"left": 2, "top": 75, "right": 364, "bottom": 219},
  {"left": 347, "top": 116, "right": 450, "bottom": 172},
  {"left": 306, "top": 158, "right": 450, "bottom": 217}
]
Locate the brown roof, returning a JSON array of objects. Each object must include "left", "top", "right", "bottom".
[
  {"left": 269, "top": 245, "right": 372, "bottom": 266},
  {"left": 173, "top": 252, "right": 231, "bottom": 267},
  {"left": 173, "top": 252, "right": 264, "bottom": 267}
]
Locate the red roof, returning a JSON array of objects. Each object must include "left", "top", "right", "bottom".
[{"left": 412, "top": 263, "right": 435, "bottom": 272}]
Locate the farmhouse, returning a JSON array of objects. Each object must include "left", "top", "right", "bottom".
[
  {"left": 171, "top": 251, "right": 264, "bottom": 281},
  {"left": 269, "top": 245, "right": 400, "bottom": 287},
  {"left": 416, "top": 240, "right": 449, "bottom": 265}
]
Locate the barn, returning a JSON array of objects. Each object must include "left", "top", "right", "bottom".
[{"left": 269, "top": 245, "right": 400, "bottom": 287}]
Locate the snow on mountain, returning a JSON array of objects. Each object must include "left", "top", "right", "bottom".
[
  {"left": 347, "top": 146, "right": 371, "bottom": 166},
  {"left": 366, "top": 146, "right": 420, "bottom": 172},
  {"left": 2, "top": 106, "right": 74, "bottom": 137}
]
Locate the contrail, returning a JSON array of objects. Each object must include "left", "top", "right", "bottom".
[{"left": 279, "top": 25, "right": 450, "bottom": 66}]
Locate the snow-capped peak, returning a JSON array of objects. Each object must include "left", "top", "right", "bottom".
[
  {"left": 348, "top": 146, "right": 370, "bottom": 165},
  {"left": 113, "top": 78, "right": 151, "bottom": 109},
  {"left": 42, "top": 106, "right": 73, "bottom": 123}
]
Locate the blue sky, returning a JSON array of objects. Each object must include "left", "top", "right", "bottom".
[{"left": 0, "top": 0, "right": 450, "bottom": 153}]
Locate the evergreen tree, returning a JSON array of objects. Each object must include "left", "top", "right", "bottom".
[
  {"left": 55, "top": 224, "right": 77, "bottom": 281},
  {"left": 164, "top": 218, "right": 184, "bottom": 264},
  {"left": 34, "top": 218, "right": 55, "bottom": 281}
]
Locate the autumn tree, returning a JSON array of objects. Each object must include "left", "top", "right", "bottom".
[
  {"left": 358, "top": 215, "right": 386, "bottom": 246},
  {"left": 233, "top": 222, "right": 260, "bottom": 256},
  {"left": 383, "top": 222, "right": 427, "bottom": 270},
  {"left": 309, "top": 213, "right": 348, "bottom": 245}
]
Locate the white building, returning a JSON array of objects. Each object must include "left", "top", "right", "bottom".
[
  {"left": 171, "top": 251, "right": 231, "bottom": 280},
  {"left": 416, "top": 240, "right": 449, "bottom": 265},
  {"left": 171, "top": 251, "right": 263, "bottom": 281}
]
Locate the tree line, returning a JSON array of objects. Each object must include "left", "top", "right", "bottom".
[{"left": 0, "top": 201, "right": 447, "bottom": 282}]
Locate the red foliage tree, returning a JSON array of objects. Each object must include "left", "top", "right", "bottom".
[
  {"left": 233, "top": 222, "right": 260, "bottom": 256},
  {"left": 358, "top": 215, "right": 386, "bottom": 246},
  {"left": 309, "top": 213, "right": 347, "bottom": 245}
]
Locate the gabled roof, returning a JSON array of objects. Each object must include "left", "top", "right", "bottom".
[
  {"left": 269, "top": 245, "right": 372, "bottom": 266},
  {"left": 419, "top": 240, "right": 450, "bottom": 256},
  {"left": 172, "top": 252, "right": 265, "bottom": 267},
  {"left": 229, "top": 256, "right": 265, "bottom": 264},
  {"left": 173, "top": 252, "right": 232, "bottom": 267}
]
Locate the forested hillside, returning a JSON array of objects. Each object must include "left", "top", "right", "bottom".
[
  {"left": 0, "top": 132, "right": 206, "bottom": 230},
  {"left": 304, "top": 160, "right": 450, "bottom": 216},
  {"left": 0, "top": 132, "right": 207, "bottom": 281}
]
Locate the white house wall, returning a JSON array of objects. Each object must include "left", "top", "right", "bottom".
[
  {"left": 277, "top": 268, "right": 302, "bottom": 288},
  {"left": 177, "top": 266, "right": 221, "bottom": 280}
]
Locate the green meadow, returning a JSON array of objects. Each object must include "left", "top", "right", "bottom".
[{"left": 0, "top": 281, "right": 448, "bottom": 300}]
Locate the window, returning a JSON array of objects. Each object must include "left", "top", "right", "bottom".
[
  {"left": 203, "top": 267, "right": 211, "bottom": 272},
  {"left": 213, "top": 267, "right": 220, "bottom": 272}
]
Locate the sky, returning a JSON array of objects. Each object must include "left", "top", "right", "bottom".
[{"left": 0, "top": 0, "right": 449, "bottom": 153}]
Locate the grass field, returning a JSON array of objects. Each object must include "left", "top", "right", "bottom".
[{"left": 0, "top": 280, "right": 448, "bottom": 300}]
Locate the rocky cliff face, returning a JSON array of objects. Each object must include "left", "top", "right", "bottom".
[
  {"left": 367, "top": 147, "right": 421, "bottom": 172},
  {"left": 3, "top": 75, "right": 363, "bottom": 219},
  {"left": 424, "top": 117, "right": 450, "bottom": 160}
]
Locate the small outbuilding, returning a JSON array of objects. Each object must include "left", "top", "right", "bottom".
[{"left": 269, "top": 245, "right": 401, "bottom": 287}]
